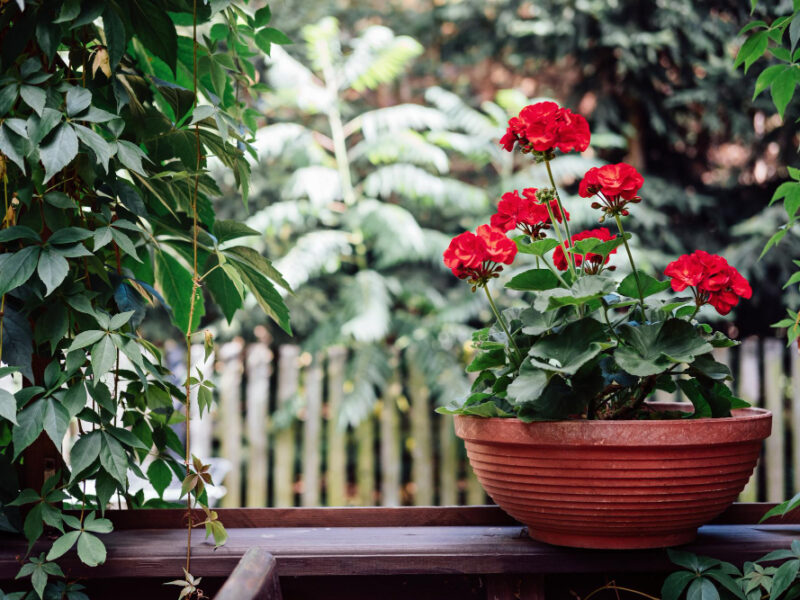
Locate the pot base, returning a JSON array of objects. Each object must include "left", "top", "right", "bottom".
[{"left": 528, "top": 527, "right": 697, "bottom": 550}]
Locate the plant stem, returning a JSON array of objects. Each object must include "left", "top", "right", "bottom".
[
  {"left": 483, "top": 284, "right": 524, "bottom": 366},
  {"left": 582, "top": 583, "right": 660, "bottom": 600},
  {"left": 544, "top": 158, "right": 578, "bottom": 277},
  {"left": 613, "top": 213, "right": 645, "bottom": 316},
  {"left": 539, "top": 254, "right": 570, "bottom": 288}
]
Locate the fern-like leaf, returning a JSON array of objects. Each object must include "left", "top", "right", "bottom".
[
  {"left": 266, "top": 46, "right": 331, "bottom": 113},
  {"left": 274, "top": 230, "right": 352, "bottom": 290},
  {"left": 350, "top": 199, "right": 427, "bottom": 268},
  {"left": 340, "top": 343, "right": 392, "bottom": 427},
  {"left": 343, "top": 25, "right": 423, "bottom": 92},
  {"left": 355, "top": 104, "right": 449, "bottom": 141},
  {"left": 340, "top": 270, "right": 391, "bottom": 342},
  {"left": 301, "top": 16, "right": 342, "bottom": 79},
  {"left": 281, "top": 165, "right": 342, "bottom": 206},
  {"left": 350, "top": 130, "right": 449, "bottom": 174},
  {"left": 424, "top": 86, "right": 499, "bottom": 138},
  {"left": 362, "top": 163, "right": 489, "bottom": 215}
]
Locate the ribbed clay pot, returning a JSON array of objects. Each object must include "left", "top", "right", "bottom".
[{"left": 454, "top": 404, "right": 772, "bottom": 549}]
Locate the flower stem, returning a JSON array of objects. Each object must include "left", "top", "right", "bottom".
[
  {"left": 483, "top": 284, "right": 524, "bottom": 366},
  {"left": 613, "top": 213, "right": 646, "bottom": 316},
  {"left": 544, "top": 158, "right": 577, "bottom": 277},
  {"left": 539, "top": 255, "right": 570, "bottom": 289}
]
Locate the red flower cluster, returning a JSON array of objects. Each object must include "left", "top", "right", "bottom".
[
  {"left": 553, "top": 228, "right": 617, "bottom": 273},
  {"left": 500, "top": 101, "right": 590, "bottom": 155},
  {"left": 490, "top": 188, "right": 568, "bottom": 238},
  {"left": 664, "top": 250, "right": 752, "bottom": 315},
  {"left": 579, "top": 163, "right": 644, "bottom": 218},
  {"left": 443, "top": 225, "right": 518, "bottom": 288}
]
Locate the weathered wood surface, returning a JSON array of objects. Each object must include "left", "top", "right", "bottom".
[
  {"left": 213, "top": 548, "right": 282, "bottom": 600},
  {"left": 3, "top": 521, "right": 800, "bottom": 580}
]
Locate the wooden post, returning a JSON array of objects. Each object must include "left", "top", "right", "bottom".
[
  {"left": 764, "top": 338, "right": 785, "bottom": 502},
  {"left": 438, "top": 414, "right": 458, "bottom": 505},
  {"left": 218, "top": 339, "right": 244, "bottom": 508},
  {"left": 325, "top": 346, "right": 347, "bottom": 506},
  {"left": 274, "top": 345, "right": 299, "bottom": 508},
  {"left": 245, "top": 342, "right": 272, "bottom": 507},
  {"left": 739, "top": 337, "right": 761, "bottom": 502},
  {"left": 380, "top": 355, "right": 402, "bottom": 506},
  {"left": 465, "top": 454, "right": 486, "bottom": 505},
  {"left": 301, "top": 353, "right": 323, "bottom": 507},
  {"left": 408, "top": 360, "right": 433, "bottom": 506},
  {"left": 356, "top": 416, "right": 375, "bottom": 505}
]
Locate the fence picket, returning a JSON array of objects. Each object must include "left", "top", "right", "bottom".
[
  {"left": 356, "top": 417, "right": 375, "bottom": 505},
  {"left": 739, "top": 337, "right": 761, "bottom": 502},
  {"left": 245, "top": 342, "right": 271, "bottom": 507},
  {"left": 409, "top": 362, "right": 433, "bottom": 506},
  {"left": 764, "top": 339, "right": 785, "bottom": 502},
  {"left": 380, "top": 355, "right": 402, "bottom": 506},
  {"left": 218, "top": 340, "right": 244, "bottom": 508},
  {"left": 325, "top": 347, "right": 348, "bottom": 506},
  {"left": 274, "top": 345, "right": 299, "bottom": 507},
  {"left": 301, "top": 354, "right": 323, "bottom": 507},
  {"left": 438, "top": 414, "right": 458, "bottom": 506}
]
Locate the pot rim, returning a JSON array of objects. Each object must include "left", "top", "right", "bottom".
[{"left": 453, "top": 403, "right": 772, "bottom": 446}]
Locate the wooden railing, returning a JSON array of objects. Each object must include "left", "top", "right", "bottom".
[{"left": 213, "top": 549, "right": 282, "bottom": 600}]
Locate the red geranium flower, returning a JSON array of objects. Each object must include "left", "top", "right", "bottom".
[
  {"left": 553, "top": 228, "right": 617, "bottom": 273},
  {"left": 490, "top": 188, "right": 569, "bottom": 238},
  {"left": 500, "top": 101, "right": 590, "bottom": 155},
  {"left": 664, "top": 250, "right": 752, "bottom": 316},
  {"left": 443, "top": 226, "right": 517, "bottom": 288},
  {"left": 579, "top": 163, "right": 644, "bottom": 218}
]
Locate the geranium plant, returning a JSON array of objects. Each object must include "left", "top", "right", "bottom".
[{"left": 440, "top": 101, "right": 753, "bottom": 422}]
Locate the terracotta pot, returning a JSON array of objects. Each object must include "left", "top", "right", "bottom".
[{"left": 454, "top": 404, "right": 772, "bottom": 549}]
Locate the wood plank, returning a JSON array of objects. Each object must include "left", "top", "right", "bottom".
[
  {"left": 301, "top": 354, "right": 323, "bottom": 507},
  {"left": 245, "top": 343, "right": 272, "bottom": 507},
  {"left": 92, "top": 502, "right": 800, "bottom": 531},
  {"left": 274, "top": 345, "right": 300, "bottom": 508},
  {"left": 219, "top": 340, "right": 244, "bottom": 508},
  {"left": 325, "top": 347, "right": 348, "bottom": 506},
  {"left": 764, "top": 338, "right": 785, "bottom": 502},
  {"left": 213, "top": 548, "right": 282, "bottom": 600},
  {"left": 438, "top": 414, "right": 458, "bottom": 506},
  {"left": 4, "top": 523, "right": 800, "bottom": 580},
  {"left": 356, "top": 417, "right": 375, "bottom": 505}
]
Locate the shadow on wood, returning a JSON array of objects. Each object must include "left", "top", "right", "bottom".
[{"left": 213, "top": 548, "right": 282, "bottom": 600}]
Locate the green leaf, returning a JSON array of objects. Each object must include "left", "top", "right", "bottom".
[
  {"left": 754, "top": 65, "right": 787, "bottom": 99},
  {"left": 100, "top": 432, "right": 128, "bottom": 485},
  {"left": 36, "top": 249, "right": 69, "bottom": 296},
  {"left": 83, "top": 512, "right": 113, "bottom": 534},
  {"left": 0, "top": 389, "right": 17, "bottom": 425},
  {"left": 63, "top": 383, "right": 87, "bottom": 418},
  {"left": 155, "top": 250, "right": 204, "bottom": 335},
  {"left": 662, "top": 571, "right": 697, "bottom": 600},
  {"left": 0, "top": 225, "right": 41, "bottom": 243},
  {"left": 107, "top": 425, "right": 148, "bottom": 450},
  {"left": 617, "top": 272, "right": 671, "bottom": 299},
  {"left": 0, "top": 82, "right": 18, "bottom": 117},
  {"left": 772, "top": 67, "right": 800, "bottom": 119},
  {"left": 42, "top": 398, "right": 69, "bottom": 448},
  {"left": 212, "top": 220, "right": 260, "bottom": 243},
  {"left": 224, "top": 245, "right": 292, "bottom": 292},
  {"left": 66, "top": 89, "right": 94, "bottom": 119},
  {"left": 147, "top": 459, "right": 172, "bottom": 498},
  {"left": 48, "top": 227, "right": 93, "bottom": 245},
  {"left": 615, "top": 319, "right": 714, "bottom": 377},
  {"left": 19, "top": 85, "right": 46, "bottom": 116},
  {"left": 735, "top": 31, "right": 768, "bottom": 72},
  {"left": 73, "top": 123, "right": 112, "bottom": 172},
  {"left": 129, "top": 0, "right": 177, "bottom": 74},
  {"left": 23, "top": 504, "right": 44, "bottom": 548},
  {"left": 520, "top": 307, "right": 562, "bottom": 335},
  {"left": 515, "top": 237, "right": 559, "bottom": 256},
  {"left": 254, "top": 5, "right": 272, "bottom": 26},
  {"left": 91, "top": 335, "right": 116, "bottom": 380},
  {"left": 0, "top": 123, "right": 25, "bottom": 173},
  {"left": 110, "top": 228, "right": 140, "bottom": 262},
  {"left": 254, "top": 27, "right": 292, "bottom": 55},
  {"left": 506, "top": 268, "right": 560, "bottom": 291},
  {"left": 770, "top": 559, "right": 800, "bottom": 599},
  {"left": 686, "top": 577, "right": 720, "bottom": 600},
  {"left": 116, "top": 140, "right": 148, "bottom": 174},
  {"left": 46, "top": 531, "right": 81, "bottom": 561},
  {"left": 12, "top": 399, "right": 46, "bottom": 460},
  {"left": 67, "top": 330, "right": 105, "bottom": 352},
  {"left": 230, "top": 260, "right": 291, "bottom": 334},
  {"left": 535, "top": 275, "right": 616, "bottom": 311},
  {"left": 528, "top": 318, "right": 609, "bottom": 375},
  {"left": 103, "top": 6, "right": 126, "bottom": 69},
  {"left": 76, "top": 532, "right": 106, "bottom": 567},
  {"left": 27, "top": 108, "right": 62, "bottom": 146},
  {"left": 505, "top": 361, "right": 549, "bottom": 405},
  {"left": 0, "top": 246, "right": 41, "bottom": 296},
  {"left": 69, "top": 431, "right": 102, "bottom": 481},
  {"left": 40, "top": 123, "right": 79, "bottom": 184}
]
